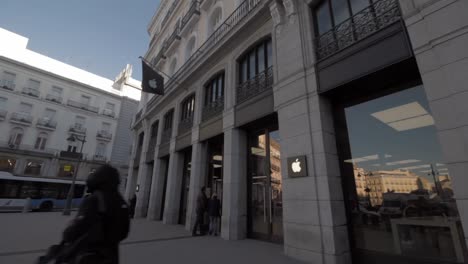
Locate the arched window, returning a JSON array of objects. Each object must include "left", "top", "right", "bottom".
[
  {"left": 8, "top": 127, "right": 24, "bottom": 147},
  {"left": 208, "top": 7, "right": 223, "bottom": 35},
  {"left": 169, "top": 58, "right": 177, "bottom": 76},
  {"left": 185, "top": 37, "right": 196, "bottom": 62},
  {"left": 34, "top": 132, "right": 48, "bottom": 150}
]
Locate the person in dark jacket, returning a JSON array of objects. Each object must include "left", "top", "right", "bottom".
[
  {"left": 129, "top": 194, "right": 137, "bottom": 219},
  {"left": 208, "top": 193, "right": 221, "bottom": 236},
  {"left": 51, "top": 165, "right": 130, "bottom": 264},
  {"left": 192, "top": 186, "right": 208, "bottom": 236}
]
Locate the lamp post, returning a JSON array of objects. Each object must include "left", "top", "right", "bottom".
[{"left": 63, "top": 134, "right": 86, "bottom": 216}]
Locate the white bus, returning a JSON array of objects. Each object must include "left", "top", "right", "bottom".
[{"left": 0, "top": 172, "right": 86, "bottom": 212}]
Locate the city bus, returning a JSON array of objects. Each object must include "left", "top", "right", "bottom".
[{"left": 0, "top": 172, "right": 86, "bottom": 212}]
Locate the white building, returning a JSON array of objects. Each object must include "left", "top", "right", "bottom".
[
  {"left": 129, "top": 0, "right": 468, "bottom": 263},
  {"left": 0, "top": 28, "right": 141, "bottom": 191}
]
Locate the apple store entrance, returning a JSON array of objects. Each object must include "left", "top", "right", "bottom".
[{"left": 247, "top": 128, "right": 283, "bottom": 243}]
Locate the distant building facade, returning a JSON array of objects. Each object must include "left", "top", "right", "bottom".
[
  {"left": 0, "top": 28, "right": 141, "bottom": 192},
  {"left": 129, "top": 1, "right": 468, "bottom": 264}
]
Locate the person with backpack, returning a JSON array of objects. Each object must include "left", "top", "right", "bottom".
[{"left": 38, "top": 165, "right": 130, "bottom": 264}]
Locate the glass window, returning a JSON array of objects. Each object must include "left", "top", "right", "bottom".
[
  {"left": 0, "top": 158, "right": 16, "bottom": 173},
  {"left": 331, "top": 0, "right": 351, "bottom": 25},
  {"left": 266, "top": 40, "right": 273, "bottom": 68},
  {"left": 52, "top": 86, "right": 63, "bottom": 96},
  {"left": 96, "top": 143, "right": 106, "bottom": 157},
  {"left": 351, "top": 0, "right": 370, "bottom": 14},
  {"left": 24, "top": 160, "right": 43, "bottom": 176},
  {"left": 75, "top": 116, "right": 85, "bottom": 127},
  {"left": 44, "top": 109, "right": 56, "bottom": 120},
  {"left": 181, "top": 95, "right": 195, "bottom": 120},
  {"left": 316, "top": 1, "right": 333, "bottom": 35},
  {"left": 27, "top": 79, "right": 40, "bottom": 90},
  {"left": 217, "top": 75, "right": 224, "bottom": 98},
  {"left": 19, "top": 103, "right": 33, "bottom": 114},
  {"left": 0, "top": 179, "right": 20, "bottom": 198},
  {"left": 258, "top": 44, "right": 265, "bottom": 73},
  {"left": 19, "top": 182, "right": 40, "bottom": 199},
  {"left": 240, "top": 59, "right": 248, "bottom": 83},
  {"left": 34, "top": 133, "right": 48, "bottom": 150},
  {"left": 0, "top": 97, "right": 7, "bottom": 109},
  {"left": 3, "top": 72, "right": 16, "bottom": 82},
  {"left": 102, "top": 122, "right": 111, "bottom": 132},
  {"left": 249, "top": 51, "right": 256, "bottom": 78},
  {"left": 342, "top": 85, "right": 466, "bottom": 262},
  {"left": 105, "top": 102, "right": 115, "bottom": 111},
  {"left": 80, "top": 95, "right": 91, "bottom": 105},
  {"left": 9, "top": 127, "right": 23, "bottom": 146}
]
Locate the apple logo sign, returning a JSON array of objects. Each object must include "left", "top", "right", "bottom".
[
  {"left": 292, "top": 158, "right": 301, "bottom": 173},
  {"left": 149, "top": 79, "right": 157, "bottom": 89}
]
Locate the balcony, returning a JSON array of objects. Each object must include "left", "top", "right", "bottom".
[
  {"left": 180, "top": 1, "right": 201, "bottom": 37},
  {"left": 22, "top": 87, "right": 40, "bottom": 98},
  {"left": 36, "top": 117, "right": 57, "bottom": 130},
  {"left": 178, "top": 117, "right": 193, "bottom": 135},
  {"left": 69, "top": 124, "right": 87, "bottom": 135},
  {"left": 102, "top": 108, "right": 115, "bottom": 118},
  {"left": 45, "top": 94, "right": 63, "bottom": 104},
  {"left": 93, "top": 154, "right": 107, "bottom": 162},
  {"left": 202, "top": 96, "right": 224, "bottom": 122},
  {"left": 60, "top": 151, "right": 83, "bottom": 160},
  {"left": 236, "top": 66, "right": 273, "bottom": 104},
  {"left": 0, "top": 80, "right": 15, "bottom": 91},
  {"left": 153, "top": 45, "right": 167, "bottom": 68},
  {"left": 10, "top": 112, "right": 33, "bottom": 125},
  {"left": 0, "top": 109, "right": 7, "bottom": 121},
  {"left": 165, "top": 23, "right": 181, "bottom": 55},
  {"left": 96, "top": 130, "right": 112, "bottom": 141},
  {"left": 67, "top": 99, "right": 99, "bottom": 114},
  {"left": 200, "top": 0, "right": 213, "bottom": 11},
  {"left": 315, "top": 0, "right": 401, "bottom": 61}
]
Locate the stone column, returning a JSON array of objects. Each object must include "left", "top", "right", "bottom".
[
  {"left": 399, "top": 0, "right": 468, "bottom": 250},
  {"left": 162, "top": 150, "right": 184, "bottom": 224},
  {"left": 185, "top": 141, "right": 208, "bottom": 231},
  {"left": 124, "top": 132, "right": 140, "bottom": 199},
  {"left": 134, "top": 122, "right": 151, "bottom": 218},
  {"left": 271, "top": 0, "right": 350, "bottom": 263},
  {"left": 221, "top": 127, "right": 248, "bottom": 240}
]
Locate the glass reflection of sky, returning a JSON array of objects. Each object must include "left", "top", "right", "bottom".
[{"left": 345, "top": 86, "right": 447, "bottom": 180}]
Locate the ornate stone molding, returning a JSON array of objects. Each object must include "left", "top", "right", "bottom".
[
  {"left": 269, "top": 0, "right": 285, "bottom": 35},
  {"left": 283, "top": 0, "right": 297, "bottom": 24}
]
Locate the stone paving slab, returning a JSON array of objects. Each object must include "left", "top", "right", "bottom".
[{"left": 0, "top": 212, "right": 306, "bottom": 264}]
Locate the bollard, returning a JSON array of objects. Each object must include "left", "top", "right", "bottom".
[{"left": 22, "top": 197, "right": 31, "bottom": 213}]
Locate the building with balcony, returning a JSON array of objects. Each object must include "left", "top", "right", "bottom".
[
  {"left": 0, "top": 28, "right": 141, "bottom": 193},
  {"left": 128, "top": 1, "right": 468, "bottom": 263}
]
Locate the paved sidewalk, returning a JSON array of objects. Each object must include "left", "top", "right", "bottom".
[{"left": 0, "top": 212, "right": 305, "bottom": 264}]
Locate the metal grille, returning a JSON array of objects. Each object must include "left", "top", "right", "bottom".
[
  {"left": 67, "top": 99, "right": 99, "bottom": 113},
  {"left": 315, "top": 0, "right": 401, "bottom": 60},
  {"left": 202, "top": 96, "right": 224, "bottom": 121},
  {"left": 236, "top": 66, "right": 273, "bottom": 104}
]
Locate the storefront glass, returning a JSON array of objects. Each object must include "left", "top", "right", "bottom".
[{"left": 342, "top": 85, "right": 466, "bottom": 263}]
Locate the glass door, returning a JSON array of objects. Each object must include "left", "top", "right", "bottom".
[
  {"left": 248, "top": 129, "right": 283, "bottom": 242},
  {"left": 179, "top": 149, "right": 192, "bottom": 225}
]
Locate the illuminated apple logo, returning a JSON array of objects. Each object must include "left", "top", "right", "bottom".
[
  {"left": 149, "top": 79, "right": 157, "bottom": 89},
  {"left": 292, "top": 158, "right": 301, "bottom": 173}
]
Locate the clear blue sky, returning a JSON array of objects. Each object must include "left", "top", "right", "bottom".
[{"left": 0, "top": 0, "right": 160, "bottom": 81}]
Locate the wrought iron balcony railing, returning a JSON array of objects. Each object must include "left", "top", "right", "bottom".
[
  {"left": 102, "top": 108, "right": 115, "bottom": 118},
  {"left": 36, "top": 117, "right": 57, "bottom": 129},
  {"left": 0, "top": 80, "right": 15, "bottom": 91},
  {"left": 10, "top": 112, "right": 33, "bottom": 124},
  {"left": 166, "top": 23, "right": 181, "bottom": 52},
  {"left": 60, "top": 151, "right": 83, "bottom": 160},
  {"left": 180, "top": 1, "right": 200, "bottom": 32},
  {"left": 45, "top": 94, "right": 63, "bottom": 103},
  {"left": 93, "top": 154, "right": 107, "bottom": 162},
  {"left": 178, "top": 117, "right": 193, "bottom": 134},
  {"left": 202, "top": 96, "right": 224, "bottom": 122},
  {"left": 69, "top": 124, "right": 87, "bottom": 134},
  {"left": 22, "top": 87, "right": 40, "bottom": 98},
  {"left": 236, "top": 66, "right": 273, "bottom": 104},
  {"left": 315, "top": 0, "right": 401, "bottom": 60},
  {"left": 67, "top": 99, "right": 99, "bottom": 113},
  {"left": 0, "top": 109, "right": 7, "bottom": 120},
  {"left": 96, "top": 130, "right": 112, "bottom": 140}
]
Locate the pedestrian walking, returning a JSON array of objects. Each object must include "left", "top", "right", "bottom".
[
  {"left": 37, "top": 165, "right": 130, "bottom": 264},
  {"left": 208, "top": 193, "right": 221, "bottom": 236},
  {"left": 192, "top": 186, "right": 208, "bottom": 236}
]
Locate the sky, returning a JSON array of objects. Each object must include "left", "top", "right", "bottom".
[{"left": 0, "top": 0, "right": 161, "bottom": 81}]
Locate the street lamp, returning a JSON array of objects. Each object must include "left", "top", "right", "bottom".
[{"left": 63, "top": 134, "right": 87, "bottom": 216}]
